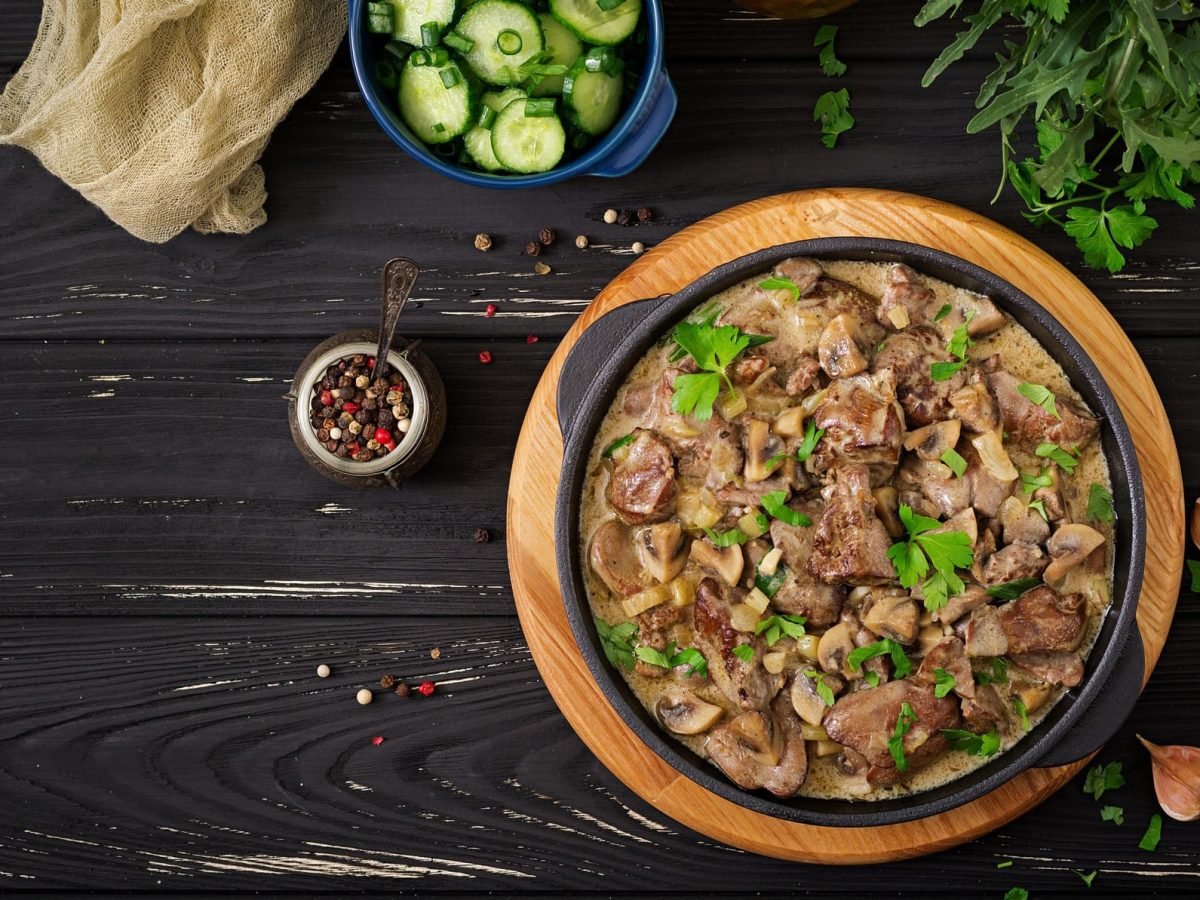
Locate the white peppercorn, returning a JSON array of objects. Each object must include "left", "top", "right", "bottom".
[
  {"left": 603, "top": 208, "right": 618, "bottom": 224},
  {"left": 356, "top": 688, "right": 373, "bottom": 705},
  {"left": 396, "top": 417, "right": 412, "bottom": 433},
  {"left": 316, "top": 663, "right": 331, "bottom": 678},
  {"left": 632, "top": 241, "right": 646, "bottom": 254},
  {"left": 575, "top": 234, "right": 589, "bottom": 249}
]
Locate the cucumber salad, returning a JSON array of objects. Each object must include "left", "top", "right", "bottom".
[{"left": 366, "top": 0, "right": 644, "bottom": 175}]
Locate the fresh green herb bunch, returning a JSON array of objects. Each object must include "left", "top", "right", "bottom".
[{"left": 916, "top": 1, "right": 1200, "bottom": 273}]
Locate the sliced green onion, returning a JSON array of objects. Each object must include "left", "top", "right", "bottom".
[
  {"left": 477, "top": 105, "right": 497, "bottom": 129},
  {"left": 410, "top": 49, "right": 429, "bottom": 66},
  {"left": 439, "top": 65, "right": 462, "bottom": 88},
  {"left": 597, "top": 0, "right": 624, "bottom": 9},
  {"left": 374, "top": 59, "right": 399, "bottom": 90},
  {"left": 443, "top": 30, "right": 475, "bottom": 53},
  {"left": 583, "top": 46, "right": 623, "bottom": 77},
  {"left": 524, "top": 98, "right": 556, "bottom": 117},
  {"left": 521, "top": 63, "right": 569, "bottom": 77},
  {"left": 432, "top": 122, "right": 446, "bottom": 134},
  {"left": 382, "top": 40, "right": 409, "bottom": 65},
  {"left": 420, "top": 21, "right": 442, "bottom": 48},
  {"left": 496, "top": 29, "right": 523, "bottom": 55}
]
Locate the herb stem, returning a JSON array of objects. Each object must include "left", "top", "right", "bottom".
[{"left": 1087, "top": 131, "right": 1121, "bottom": 174}]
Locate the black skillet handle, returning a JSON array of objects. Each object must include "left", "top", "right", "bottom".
[
  {"left": 557, "top": 296, "right": 669, "bottom": 440},
  {"left": 1034, "top": 628, "right": 1145, "bottom": 769}
]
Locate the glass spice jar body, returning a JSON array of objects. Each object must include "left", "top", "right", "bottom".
[{"left": 287, "top": 329, "right": 446, "bottom": 488}]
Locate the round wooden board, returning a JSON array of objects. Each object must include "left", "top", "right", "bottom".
[{"left": 506, "top": 189, "right": 1185, "bottom": 864}]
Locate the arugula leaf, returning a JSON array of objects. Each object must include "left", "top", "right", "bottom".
[
  {"left": 1087, "top": 482, "right": 1115, "bottom": 524},
  {"left": 731, "top": 644, "right": 755, "bottom": 664},
  {"left": 1012, "top": 695, "right": 1030, "bottom": 731},
  {"left": 595, "top": 618, "right": 638, "bottom": 671},
  {"left": 848, "top": 638, "right": 912, "bottom": 679},
  {"left": 1035, "top": 441, "right": 1079, "bottom": 473},
  {"left": 669, "top": 321, "right": 770, "bottom": 421},
  {"left": 941, "top": 447, "right": 968, "bottom": 478},
  {"left": 1074, "top": 869, "right": 1097, "bottom": 888},
  {"left": 887, "top": 504, "right": 973, "bottom": 610},
  {"left": 932, "top": 667, "right": 956, "bottom": 698},
  {"left": 1101, "top": 804, "right": 1125, "bottom": 826},
  {"left": 1189, "top": 559, "right": 1200, "bottom": 593},
  {"left": 987, "top": 578, "right": 1042, "bottom": 600},
  {"left": 814, "top": 88, "right": 854, "bottom": 149},
  {"left": 975, "top": 656, "right": 1008, "bottom": 686},
  {"left": 758, "top": 276, "right": 800, "bottom": 302},
  {"left": 796, "top": 419, "right": 825, "bottom": 462},
  {"left": 601, "top": 433, "right": 634, "bottom": 458},
  {"left": 755, "top": 614, "right": 807, "bottom": 647},
  {"left": 761, "top": 491, "right": 812, "bottom": 527},
  {"left": 704, "top": 527, "right": 750, "bottom": 548},
  {"left": 933, "top": 302, "right": 953, "bottom": 322},
  {"left": 1139, "top": 813, "right": 1163, "bottom": 851},
  {"left": 814, "top": 24, "right": 847, "bottom": 77},
  {"left": 1083, "top": 761, "right": 1125, "bottom": 800},
  {"left": 1017, "top": 382, "right": 1060, "bottom": 419},
  {"left": 888, "top": 702, "right": 918, "bottom": 771},
  {"left": 943, "top": 727, "right": 1001, "bottom": 757}
]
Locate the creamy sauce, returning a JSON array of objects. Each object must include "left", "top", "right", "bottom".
[{"left": 580, "top": 260, "right": 1114, "bottom": 801}]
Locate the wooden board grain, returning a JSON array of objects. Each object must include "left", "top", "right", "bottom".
[{"left": 506, "top": 189, "right": 1186, "bottom": 863}]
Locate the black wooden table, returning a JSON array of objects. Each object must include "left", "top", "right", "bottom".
[{"left": 1, "top": 0, "right": 1197, "bottom": 894}]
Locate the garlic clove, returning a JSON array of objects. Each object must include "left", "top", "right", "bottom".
[{"left": 1138, "top": 734, "right": 1200, "bottom": 822}]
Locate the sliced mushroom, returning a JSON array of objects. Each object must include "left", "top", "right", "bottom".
[
  {"left": 656, "top": 689, "right": 725, "bottom": 735},
  {"left": 637, "top": 522, "right": 689, "bottom": 584},
  {"left": 998, "top": 495, "right": 1050, "bottom": 546},
  {"left": 589, "top": 520, "right": 652, "bottom": 597},
  {"left": 1034, "top": 463, "right": 1067, "bottom": 523},
  {"left": 818, "top": 313, "right": 868, "bottom": 378},
  {"left": 689, "top": 538, "right": 744, "bottom": 586},
  {"left": 903, "top": 420, "right": 962, "bottom": 461},
  {"left": 1014, "top": 680, "right": 1053, "bottom": 715},
  {"left": 970, "top": 429, "right": 1019, "bottom": 482},
  {"left": 862, "top": 588, "right": 920, "bottom": 644},
  {"left": 872, "top": 485, "right": 906, "bottom": 538},
  {"left": 959, "top": 294, "right": 1005, "bottom": 336},
  {"left": 743, "top": 417, "right": 785, "bottom": 483},
  {"left": 774, "top": 405, "right": 807, "bottom": 438},
  {"left": 949, "top": 377, "right": 999, "bottom": 433},
  {"left": 1043, "top": 523, "right": 1106, "bottom": 583},
  {"left": 705, "top": 702, "right": 808, "bottom": 797},
  {"left": 791, "top": 670, "right": 843, "bottom": 726},
  {"left": 817, "top": 621, "right": 856, "bottom": 678}
]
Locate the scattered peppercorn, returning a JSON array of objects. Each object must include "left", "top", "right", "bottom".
[
  {"left": 474, "top": 233, "right": 492, "bottom": 251},
  {"left": 575, "top": 234, "right": 589, "bottom": 249},
  {"left": 478, "top": 350, "right": 493, "bottom": 364},
  {"left": 418, "top": 680, "right": 437, "bottom": 697},
  {"left": 431, "top": 647, "right": 442, "bottom": 660},
  {"left": 631, "top": 241, "right": 646, "bottom": 255},
  {"left": 316, "top": 663, "right": 331, "bottom": 678},
  {"left": 474, "top": 527, "right": 490, "bottom": 543},
  {"left": 526, "top": 334, "right": 539, "bottom": 344},
  {"left": 485, "top": 302, "right": 498, "bottom": 317},
  {"left": 525, "top": 240, "right": 542, "bottom": 257},
  {"left": 395, "top": 682, "right": 412, "bottom": 698},
  {"left": 379, "top": 673, "right": 396, "bottom": 689},
  {"left": 603, "top": 208, "right": 618, "bottom": 224},
  {"left": 538, "top": 227, "right": 556, "bottom": 246},
  {"left": 371, "top": 735, "right": 385, "bottom": 746},
  {"left": 308, "top": 353, "right": 408, "bottom": 462},
  {"left": 534, "top": 261, "right": 551, "bottom": 275},
  {"left": 356, "top": 688, "right": 373, "bottom": 705},
  {"left": 616, "top": 209, "right": 632, "bottom": 226},
  {"left": 636, "top": 206, "right": 653, "bottom": 223}
]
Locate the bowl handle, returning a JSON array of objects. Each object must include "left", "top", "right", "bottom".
[
  {"left": 584, "top": 70, "right": 677, "bottom": 179},
  {"left": 557, "top": 296, "right": 668, "bottom": 439},
  {"left": 1033, "top": 627, "right": 1145, "bottom": 769}
]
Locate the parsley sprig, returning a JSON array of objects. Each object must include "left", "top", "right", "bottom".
[
  {"left": 761, "top": 491, "right": 812, "bottom": 527},
  {"left": 848, "top": 638, "right": 912, "bottom": 679},
  {"left": 802, "top": 668, "right": 837, "bottom": 707},
  {"left": 1087, "top": 482, "right": 1115, "bottom": 524},
  {"left": 634, "top": 641, "right": 709, "bottom": 678},
  {"left": 889, "top": 702, "right": 919, "bottom": 771},
  {"left": 1083, "top": 760, "right": 1125, "bottom": 800},
  {"left": 886, "top": 504, "right": 975, "bottom": 611},
  {"left": 943, "top": 727, "right": 1001, "bottom": 758},
  {"left": 670, "top": 320, "right": 772, "bottom": 421},
  {"left": 814, "top": 24, "right": 846, "bottom": 77},
  {"left": 1035, "top": 440, "right": 1079, "bottom": 473},
  {"left": 756, "top": 613, "right": 807, "bottom": 647},
  {"left": 595, "top": 618, "right": 637, "bottom": 671},
  {"left": 930, "top": 311, "right": 975, "bottom": 382},
  {"left": 814, "top": 87, "right": 854, "bottom": 149}
]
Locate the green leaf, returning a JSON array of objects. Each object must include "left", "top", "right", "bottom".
[
  {"left": 1034, "top": 117, "right": 1095, "bottom": 198},
  {"left": 813, "top": 671, "right": 836, "bottom": 706},
  {"left": 933, "top": 667, "right": 957, "bottom": 698},
  {"left": 756, "top": 614, "right": 807, "bottom": 647},
  {"left": 933, "top": 303, "right": 953, "bottom": 321},
  {"left": 931, "top": 360, "right": 966, "bottom": 382},
  {"left": 887, "top": 539, "right": 930, "bottom": 589},
  {"left": 946, "top": 313, "right": 974, "bottom": 359},
  {"left": 888, "top": 701, "right": 919, "bottom": 771},
  {"left": 1139, "top": 813, "right": 1163, "bottom": 851},
  {"left": 1125, "top": 152, "right": 1196, "bottom": 209},
  {"left": 669, "top": 320, "right": 771, "bottom": 420},
  {"left": 1087, "top": 482, "right": 1115, "bottom": 524},
  {"left": 1187, "top": 559, "right": 1200, "bottom": 593},
  {"left": 1004, "top": 889, "right": 1028, "bottom": 900},
  {"left": 914, "top": 0, "right": 962, "bottom": 29},
  {"left": 1028, "top": 498, "right": 1048, "bottom": 521},
  {"left": 595, "top": 618, "right": 638, "bottom": 671},
  {"left": 1065, "top": 204, "right": 1158, "bottom": 274},
  {"left": 634, "top": 641, "right": 677, "bottom": 669},
  {"left": 671, "top": 372, "right": 721, "bottom": 421},
  {"left": 814, "top": 24, "right": 847, "bottom": 77},
  {"left": 758, "top": 276, "right": 800, "bottom": 302},
  {"left": 1017, "top": 381, "right": 1060, "bottom": 419},
  {"left": 1012, "top": 695, "right": 1030, "bottom": 730},
  {"left": 671, "top": 647, "right": 709, "bottom": 678},
  {"left": 1036, "top": 441, "right": 1079, "bottom": 473},
  {"left": 796, "top": 419, "right": 825, "bottom": 462},
  {"left": 967, "top": 45, "right": 1106, "bottom": 135},
  {"left": 1101, "top": 804, "right": 1125, "bottom": 826},
  {"left": 1083, "top": 761, "right": 1125, "bottom": 800},
  {"left": 755, "top": 563, "right": 788, "bottom": 599},
  {"left": 943, "top": 727, "right": 1001, "bottom": 757},
  {"left": 864, "top": 671, "right": 881, "bottom": 688},
  {"left": 704, "top": 527, "right": 750, "bottom": 548},
  {"left": 761, "top": 490, "right": 812, "bottom": 527},
  {"left": 848, "top": 638, "right": 912, "bottom": 679},
  {"left": 941, "top": 447, "right": 968, "bottom": 478},
  {"left": 1020, "top": 467, "right": 1054, "bottom": 494},
  {"left": 918, "top": 529, "right": 975, "bottom": 577},
  {"left": 601, "top": 433, "right": 634, "bottom": 458},
  {"left": 986, "top": 578, "right": 1042, "bottom": 600},
  {"left": 1074, "top": 869, "right": 1097, "bottom": 888},
  {"left": 975, "top": 656, "right": 1009, "bottom": 686},
  {"left": 919, "top": 0, "right": 1004, "bottom": 87},
  {"left": 814, "top": 88, "right": 854, "bottom": 149},
  {"left": 732, "top": 644, "right": 755, "bottom": 664}
]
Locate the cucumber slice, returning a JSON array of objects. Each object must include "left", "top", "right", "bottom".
[
  {"left": 562, "top": 55, "right": 624, "bottom": 136},
  {"left": 387, "top": 0, "right": 457, "bottom": 48},
  {"left": 531, "top": 12, "right": 583, "bottom": 97},
  {"left": 549, "top": 0, "right": 641, "bottom": 46},
  {"left": 398, "top": 56, "right": 475, "bottom": 144},
  {"left": 463, "top": 87, "right": 526, "bottom": 172},
  {"left": 490, "top": 99, "right": 566, "bottom": 174},
  {"left": 455, "top": 0, "right": 544, "bottom": 86}
]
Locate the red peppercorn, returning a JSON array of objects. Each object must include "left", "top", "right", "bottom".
[
  {"left": 368, "top": 357, "right": 376, "bottom": 369},
  {"left": 343, "top": 401, "right": 360, "bottom": 414},
  {"left": 526, "top": 334, "right": 539, "bottom": 344},
  {"left": 478, "top": 350, "right": 493, "bottom": 365},
  {"left": 319, "top": 389, "right": 334, "bottom": 406},
  {"left": 375, "top": 429, "right": 392, "bottom": 446},
  {"left": 371, "top": 735, "right": 384, "bottom": 746},
  {"left": 346, "top": 442, "right": 360, "bottom": 454},
  {"left": 418, "top": 680, "right": 436, "bottom": 697},
  {"left": 485, "top": 303, "right": 498, "bottom": 318}
]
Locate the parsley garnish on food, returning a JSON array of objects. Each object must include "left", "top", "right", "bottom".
[
  {"left": 886, "top": 504, "right": 974, "bottom": 611},
  {"left": 975, "top": 657, "right": 1009, "bottom": 686},
  {"left": 1035, "top": 441, "right": 1079, "bottom": 473},
  {"left": 864, "top": 671, "right": 881, "bottom": 688},
  {"left": 1012, "top": 696, "right": 1030, "bottom": 731},
  {"left": 1003, "top": 889, "right": 1028, "bottom": 900},
  {"left": 601, "top": 433, "right": 634, "bottom": 458},
  {"left": 888, "top": 702, "right": 919, "bottom": 771},
  {"left": 1101, "top": 804, "right": 1125, "bottom": 826},
  {"left": 755, "top": 614, "right": 807, "bottom": 647},
  {"left": 801, "top": 667, "right": 836, "bottom": 706},
  {"left": 755, "top": 563, "right": 788, "bottom": 599},
  {"left": 1020, "top": 467, "right": 1053, "bottom": 495},
  {"left": 670, "top": 320, "right": 771, "bottom": 421},
  {"left": 731, "top": 644, "right": 755, "bottom": 664},
  {"left": 761, "top": 491, "right": 812, "bottom": 527},
  {"left": 986, "top": 578, "right": 1042, "bottom": 600},
  {"left": 1028, "top": 498, "right": 1048, "bottom": 522},
  {"left": 943, "top": 727, "right": 1001, "bottom": 758},
  {"left": 814, "top": 24, "right": 846, "bottom": 77},
  {"left": 704, "top": 527, "right": 750, "bottom": 548},
  {"left": 1087, "top": 482, "right": 1115, "bottom": 524},
  {"left": 634, "top": 641, "right": 709, "bottom": 679},
  {"left": 758, "top": 275, "right": 800, "bottom": 302},
  {"left": 930, "top": 312, "right": 974, "bottom": 382},
  {"left": 933, "top": 303, "right": 952, "bottom": 322},
  {"left": 932, "top": 667, "right": 956, "bottom": 698},
  {"left": 1188, "top": 560, "right": 1200, "bottom": 593},
  {"left": 941, "top": 447, "right": 968, "bottom": 478},
  {"left": 814, "top": 87, "right": 854, "bottom": 149},
  {"left": 848, "top": 638, "right": 912, "bottom": 679},
  {"left": 796, "top": 419, "right": 825, "bottom": 462},
  {"left": 1074, "top": 869, "right": 1098, "bottom": 888},
  {"left": 1139, "top": 813, "right": 1163, "bottom": 851},
  {"left": 1083, "top": 761, "right": 1125, "bottom": 800},
  {"left": 595, "top": 618, "right": 637, "bottom": 671},
  {"left": 1017, "top": 381, "right": 1061, "bottom": 419}
]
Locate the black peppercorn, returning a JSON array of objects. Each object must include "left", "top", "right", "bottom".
[
  {"left": 336, "top": 445, "right": 350, "bottom": 458},
  {"left": 321, "top": 375, "right": 336, "bottom": 390},
  {"left": 538, "top": 227, "right": 556, "bottom": 246},
  {"left": 377, "top": 409, "right": 394, "bottom": 427},
  {"left": 354, "top": 410, "right": 370, "bottom": 425},
  {"left": 616, "top": 209, "right": 632, "bottom": 226},
  {"left": 380, "top": 673, "right": 396, "bottom": 689},
  {"left": 395, "top": 683, "right": 412, "bottom": 698},
  {"left": 474, "top": 527, "right": 490, "bottom": 544},
  {"left": 636, "top": 206, "right": 653, "bottom": 223},
  {"left": 525, "top": 240, "right": 542, "bottom": 257}
]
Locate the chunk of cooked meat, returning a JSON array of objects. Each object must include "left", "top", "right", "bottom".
[
  {"left": 862, "top": 588, "right": 920, "bottom": 644},
  {"left": 1010, "top": 651, "right": 1084, "bottom": 687},
  {"left": 824, "top": 679, "right": 960, "bottom": 785},
  {"left": 811, "top": 369, "right": 905, "bottom": 485},
  {"left": 958, "top": 605, "right": 1009, "bottom": 658},
  {"left": 876, "top": 263, "right": 936, "bottom": 331},
  {"left": 716, "top": 472, "right": 792, "bottom": 507},
  {"left": 949, "top": 370, "right": 999, "bottom": 433},
  {"left": 960, "top": 439, "right": 1016, "bottom": 518},
  {"left": 896, "top": 454, "right": 971, "bottom": 519},
  {"left": 773, "top": 257, "right": 824, "bottom": 298},
  {"left": 732, "top": 354, "right": 770, "bottom": 386},
  {"left": 807, "top": 464, "right": 896, "bottom": 585},
  {"left": 674, "top": 418, "right": 744, "bottom": 493},
  {"left": 872, "top": 327, "right": 967, "bottom": 425},
  {"left": 693, "top": 578, "right": 785, "bottom": 710},
  {"left": 706, "top": 695, "right": 808, "bottom": 797},
  {"left": 916, "top": 636, "right": 975, "bottom": 698},
  {"left": 987, "top": 369, "right": 1100, "bottom": 448},
  {"left": 784, "top": 356, "right": 822, "bottom": 396},
  {"left": 932, "top": 583, "right": 990, "bottom": 626},
  {"left": 634, "top": 603, "right": 687, "bottom": 678},
  {"left": 997, "top": 585, "right": 1087, "bottom": 654},
  {"left": 953, "top": 294, "right": 1005, "bottom": 338},
  {"left": 606, "top": 428, "right": 677, "bottom": 525},
  {"left": 981, "top": 541, "right": 1049, "bottom": 586},
  {"left": 961, "top": 683, "right": 1012, "bottom": 735},
  {"left": 768, "top": 515, "right": 846, "bottom": 626},
  {"left": 819, "top": 313, "right": 869, "bottom": 378}
]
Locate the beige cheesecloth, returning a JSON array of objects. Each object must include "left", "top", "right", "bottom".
[{"left": 0, "top": 0, "right": 347, "bottom": 242}]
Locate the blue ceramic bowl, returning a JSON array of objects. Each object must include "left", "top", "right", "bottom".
[{"left": 348, "top": 0, "right": 676, "bottom": 187}]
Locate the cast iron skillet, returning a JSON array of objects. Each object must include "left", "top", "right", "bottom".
[{"left": 553, "top": 238, "right": 1146, "bottom": 828}]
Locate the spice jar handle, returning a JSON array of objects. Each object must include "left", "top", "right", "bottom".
[{"left": 375, "top": 258, "right": 420, "bottom": 380}]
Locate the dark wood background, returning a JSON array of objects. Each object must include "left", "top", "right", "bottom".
[{"left": 1, "top": 0, "right": 1197, "bottom": 893}]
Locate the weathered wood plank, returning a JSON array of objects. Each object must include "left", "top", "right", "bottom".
[{"left": 0, "top": 616, "right": 1196, "bottom": 892}]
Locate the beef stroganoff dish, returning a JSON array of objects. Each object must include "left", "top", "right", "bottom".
[{"left": 580, "top": 258, "right": 1115, "bottom": 800}]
